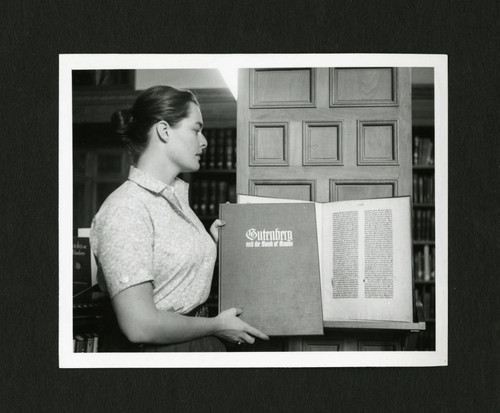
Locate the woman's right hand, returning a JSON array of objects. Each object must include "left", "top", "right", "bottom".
[{"left": 214, "top": 307, "right": 269, "bottom": 344}]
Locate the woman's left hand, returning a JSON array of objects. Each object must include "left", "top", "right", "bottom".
[{"left": 209, "top": 219, "right": 226, "bottom": 242}]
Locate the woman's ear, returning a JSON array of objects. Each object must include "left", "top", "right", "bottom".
[{"left": 155, "top": 120, "right": 169, "bottom": 143}]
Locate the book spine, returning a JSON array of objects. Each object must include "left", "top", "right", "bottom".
[
  {"left": 423, "top": 245, "right": 431, "bottom": 281},
  {"left": 423, "top": 291, "right": 431, "bottom": 320},
  {"left": 225, "top": 128, "right": 236, "bottom": 170},
  {"left": 228, "top": 183, "right": 236, "bottom": 203},
  {"left": 217, "top": 181, "right": 228, "bottom": 206},
  {"left": 207, "top": 129, "right": 216, "bottom": 170},
  {"left": 208, "top": 181, "right": 217, "bottom": 215},
  {"left": 199, "top": 180, "right": 209, "bottom": 216},
  {"left": 216, "top": 129, "right": 225, "bottom": 169},
  {"left": 92, "top": 333, "right": 99, "bottom": 352},
  {"left": 75, "top": 335, "right": 86, "bottom": 352},
  {"left": 418, "top": 176, "right": 424, "bottom": 204},
  {"left": 190, "top": 181, "right": 200, "bottom": 213},
  {"left": 85, "top": 333, "right": 94, "bottom": 353},
  {"left": 431, "top": 246, "right": 435, "bottom": 280},
  {"left": 413, "top": 136, "right": 420, "bottom": 165}
]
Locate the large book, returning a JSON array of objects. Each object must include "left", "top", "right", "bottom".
[
  {"left": 219, "top": 195, "right": 414, "bottom": 336},
  {"left": 219, "top": 202, "right": 324, "bottom": 336}
]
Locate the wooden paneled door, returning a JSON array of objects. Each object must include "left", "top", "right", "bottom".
[
  {"left": 237, "top": 67, "right": 412, "bottom": 202},
  {"left": 236, "top": 67, "right": 413, "bottom": 351}
]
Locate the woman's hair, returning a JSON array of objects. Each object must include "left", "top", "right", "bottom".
[{"left": 111, "top": 85, "right": 199, "bottom": 164}]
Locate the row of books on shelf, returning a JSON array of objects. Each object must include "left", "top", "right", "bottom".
[
  {"left": 412, "top": 174, "right": 434, "bottom": 204},
  {"left": 413, "top": 136, "right": 434, "bottom": 166},
  {"left": 74, "top": 333, "right": 100, "bottom": 352},
  {"left": 415, "top": 286, "right": 435, "bottom": 320},
  {"left": 200, "top": 128, "right": 236, "bottom": 171},
  {"left": 413, "top": 209, "right": 435, "bottom": 241},
  {"left": 414, "top": 245, "right": 435, "bottom": 281},
  {"left": 190, "top": 179, "right": 237, "bottom": 216}
]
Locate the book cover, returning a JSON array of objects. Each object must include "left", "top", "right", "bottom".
[
  {"left": 73, "top": 237, "right": 92, "bottom": 297},
  {"left": 219, "top": 203, "right": 324, "bottom": 336}
]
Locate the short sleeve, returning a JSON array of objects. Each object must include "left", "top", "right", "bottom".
[{"left": 90, "top": 205, "right": 154, "bottom": 298}]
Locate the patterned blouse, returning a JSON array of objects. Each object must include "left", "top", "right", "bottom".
[{"left": 90, "top": 166, "right": 217, "bottom": 314}]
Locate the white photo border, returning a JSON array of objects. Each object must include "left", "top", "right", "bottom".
[{"left": 59, "top": 54, "right": 448, "bottom": 368}]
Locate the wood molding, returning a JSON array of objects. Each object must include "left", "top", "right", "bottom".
[
  {"left": 249, "top": 122, "right": 289, "bottom": 166},
  {"left": 302, "top": 120, "right": 343, "bottom": 166},
  {"left": 249, "top": 179, "right": 316, "bottom": 201},
  {"left": 250, "top": 68, "right": 316, "bottom": 108},
  {"left": 330, "top": 67, "right": 398, "bottom": 107},
  {"left": 357, "top": 120, "right": 399, "bottom": 166},
  {"left": 329, "top": 179, "right": 399, "bottom": 202}
]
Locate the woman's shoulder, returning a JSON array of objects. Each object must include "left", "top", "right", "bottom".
[{"left": 95, "top": 181, "right": 152, "bottom": 220}]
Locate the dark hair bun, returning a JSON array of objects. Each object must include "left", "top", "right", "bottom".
[{"left": 111, "top": 109, "right": 134, "bottom": 143}]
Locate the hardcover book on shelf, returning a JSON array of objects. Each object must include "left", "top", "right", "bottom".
[
  {"left": 218, "top": 194, "right": 414, "bottom": 335},
  {"left": 73, "top": 237, "right": 92, "bottom": 298}
]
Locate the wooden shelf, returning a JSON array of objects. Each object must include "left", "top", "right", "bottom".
[
  {"left": 413, "top": 165, "right": 435, "bottom": 170},
  {"left": 413, "top": 203, "right": 435, "bottom": 208},
  {"left": 413, "top": 240, "right": 435, "bottom": 245},
  {"left": 414, "top": 280, "right": 435, "bottom": 285}
]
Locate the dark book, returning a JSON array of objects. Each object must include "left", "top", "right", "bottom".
[
  {"left": 208, "top": 180, "right": 217, "bottom": 215},
  {"left": 74, "top": 335, "right": 87, "bottom": 352},
  {"left": 217, "top": 181, "right": 228, "bottom": 205},
  {"left": 413, "top": 136, "right": 420, "bottom": 165},
  {"left": 199, "top": 180, "right": 209, "bottom": 216},
  {"left": 216, "top": 129, "right": 225, "bottom": 169},
  {"left": 224, "top": 128, "right": 235, "bottom": 170},
  {"left": 219, "top": 203, "right": 324, "bottom": 336},
  {"left": 206, "top": 129, "right": 216, "bottom": 169},
  {"left": 73, "top": 237, "right": 92, "bottom": 297},
  {"left": 85, "top": 333, "right": 94, "bottom": 353}
]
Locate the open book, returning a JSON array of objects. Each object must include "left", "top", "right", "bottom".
[{"left": 219, "top": 195, "right": 414, "bottom": 335}]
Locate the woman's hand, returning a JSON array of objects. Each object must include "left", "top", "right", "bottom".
[
  {"left": 209, "top": 219, "right": 226, "bottom": 243},
  {"left": 214, "top": 307, "right": 269, "bottom": 344}
]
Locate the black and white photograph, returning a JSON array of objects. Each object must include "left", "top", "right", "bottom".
[{"left": 60, "top": 54, "right": 447, "bottom": 368}]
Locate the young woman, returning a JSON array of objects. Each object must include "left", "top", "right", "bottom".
[{"left": 90, "top": 85, "right": 269, "bottom": 352}]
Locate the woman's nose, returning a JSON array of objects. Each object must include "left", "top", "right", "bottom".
[{"left": 200, "top": 132, "right": 208, "bottom": 148}]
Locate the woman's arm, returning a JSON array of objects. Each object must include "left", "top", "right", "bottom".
[{"left": 112, "top": 282, "right": 269, "bottom": 345}]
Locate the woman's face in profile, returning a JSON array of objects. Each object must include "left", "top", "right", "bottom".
[{"left": 166, "top": 102, "right": 208, "bottom": 173}]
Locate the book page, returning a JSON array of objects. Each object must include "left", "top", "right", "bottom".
[{"left": 321, "top": 197, "right": 413, "bottom": 322}]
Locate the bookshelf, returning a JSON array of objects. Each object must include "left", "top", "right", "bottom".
[{"left": 412, "top": 83, "right": 435, "bottom": 350}]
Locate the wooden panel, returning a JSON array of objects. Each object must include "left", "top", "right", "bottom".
[
  {"left": 330, "top": 68, "right": 397, "bottom": 107},
  {"left": 358, "top": 341, "right": 401, "bottom": 351},
  {"left": 303, "top": 121, "right": 343, "bottom": 165},
  {"left": 358, "top": 120, "right": 398, "bottom": 165},
  {"left": 330, "top": 179, "right": 398, "bottom": 202},
  {"left": 250, "top": 122, "right": 288, "bottom": 166},
  {"left": 250, "top": 180, "right": 316, "bottom": 201},
  {"left": 251, "top": 68, "right": 316, "bottom": 108},
  {"left": 303, "top": 340, "right": 343, "bottom": 351}
]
